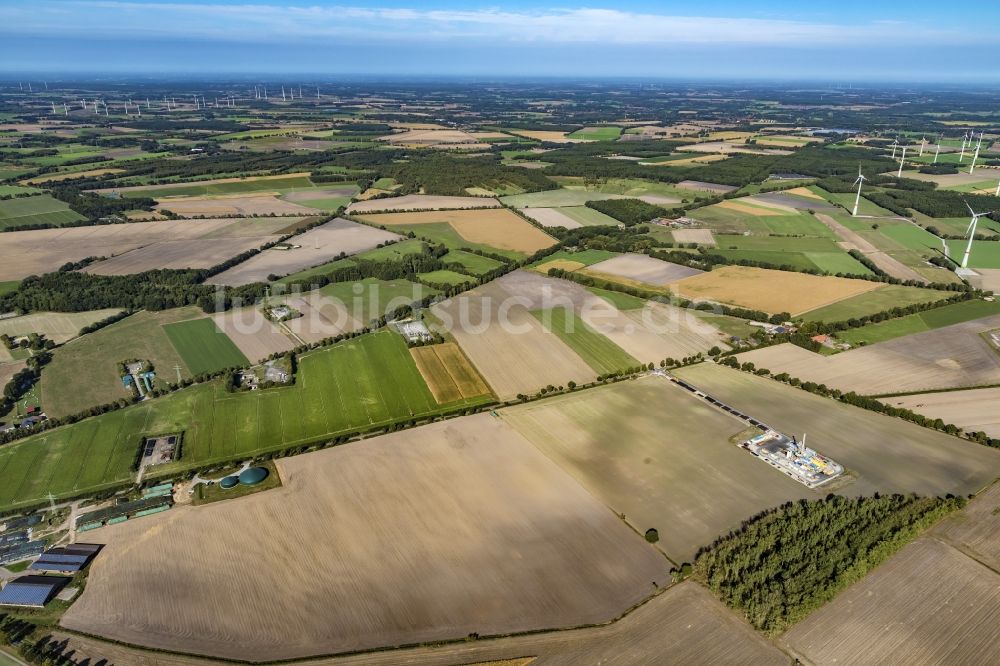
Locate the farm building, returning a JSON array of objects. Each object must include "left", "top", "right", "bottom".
[
  {"left": 30, "top": 543, "right": 102, "bottom": 573},
  {"left": 76, "top": 496, "right": 172, "bottom": 531},
  {"left": 0, "top": 575, "right": 69, "bottom": 608}
]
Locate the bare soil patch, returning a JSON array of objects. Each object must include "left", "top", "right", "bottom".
[
  {"left": 586, "top": 253, "right": 703, "bottom": 286},
  {"left": 207, "top": 219, "right": 401, "bottom": 285},
  {"left": 211, "top": 308, "right": 295, "bottom": 362},
  {"left": 60, "top": 415, "right": 667, "bottom": 661},
  {"left": 676, "top": 180, "right": 739, "bottom": 194},
  {"left": 520, "top": 207, "right": 583, "bottom": 229},
  {"left": 671, "top": 228, "right": 716, "bottom": 245},
  {"left": 155, "top": 194, "right": 318, "bottom": 217},
  {"left": 887, "top": 388, "right": 1000, "bottom": 439}
]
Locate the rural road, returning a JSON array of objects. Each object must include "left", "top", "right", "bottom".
[{"left": 815, "top": 214, "right": 929, "bottom": 284}]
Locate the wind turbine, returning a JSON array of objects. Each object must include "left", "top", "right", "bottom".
[
  {"left": 897, "top": 144, "right": 908, "bottom": 178},
  {"left": 919, "top": 136, "right": 926, "bottom": 157},
  {"left": 852, "top": 165, "right": 867, "bottom": 217},
  {"left": 281, "top": 86, "right": 286, "bottom": 101},
  {"left": 890, "top": 138, "right": 899, "bottom": 160},
  {"left": 959, "top": 131, "right": 969, "bottom": 163},
  {"left": 960, "top": 201, "right": 993, "bottom": 269},
  {"left": 933, "top": 140, "right": 941, "bottom": 164},
  {"left": 969, "top": 133, "right": 983, "bottom": 175}
]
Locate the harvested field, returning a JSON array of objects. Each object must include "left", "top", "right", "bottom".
[
  {"left": 0, "top": 361, "right": 26, "bottom": 393},
  {"left": 520, "top": 207, "right": 583, "bottom": 229},
  {"left": 503, "top": 376, "right": 811, "bottom": 563},
  {"left": 636, "top": 194, "right": 681, "bottom": 205},
  {"left": 0, "top": 218, "right": 304, "bottom": 281},
  {"left": 92, "top": 173, "right": 314, "bottom": 196},
  {"left": 781, "top": 537, "right": 1000, "bottom": 666},
  {"left": 886, "top": 388, "right": 1000, "bottom": 439},
  {"left": 932, "top": 482, "right": 1000, "bottom": 572},
  {"left": 500, "top": 189, "right": 625, "bottom": 208},
  {"left": 211, "top": 308, "right": 295, "bottom": 361},
  {"left": 673, "top": 364, "right": 1000, "bottom": 499},
  {"left": 0, "top": 309, "right": 121, "bottom": 344},
  {"left": 431, "top": 280, "right": 594, "bottom": 400},
  {"left": 676, "top": 180, "right": 738, "bottom": 194},
  {"left": 279, "top": 293, "right": 361, "bottom": 344},
  {"left": 716, "top": 200, "right": 781, "bottom": 216},
  {"left": 85, "top": 237, "right": 278, "bottom": 275},
  {"left": 346, "top": 194, "right": 500, "bottom": 213},
  {"left": 815, "top": 214, "right": 928, "bottom": 283},
  {"left": 670, "top": 228, "right": 715, "bottom": 245},
  {"left": 736, "top": 313, "right": 1000, "bottom": 394},
  {"left": 382, "top": 128, "right": 480, "bottom": 144},
  {"left": 357, "top": 209, "right": 557, "bottom": 255},
  {"left": 672, "top": 265, "right": 883, "bottom": 316},
  {"left": 585, "top": 253, "right": 702, "bottom": 286},
  {"left": 282, "top": 185, "right": 359, "bottom": 201},
  {"left": 155, "top": 194, "right": 318, "bottom": 217},
  {"left": 751, "top": 192, "right": 840, "bottom": 212},
  {"left": 787, "top": 186, "right": 827, "bottom": 200},
  {"left": 52, "top": 581, "right": 788, "bottom": 666},
  {"left": 207, "top": 219, "right": 402, "bottom": 285},
  {"left": 410, "top": 343, "right": 491, "bottom": 403},
  {"left": 60, "top": 415, "right": 668, "bottom": 661}
]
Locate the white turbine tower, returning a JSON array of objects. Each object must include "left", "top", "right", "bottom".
[
  {"left": 897, "top": 144, "right": 908, "bottom": 178},
  {"left": 959, "top": 131, "right": 969, "bottom": 163},
  {"left": 919, "top": 135, "right": 926, "bottom": 156},
  {"left": 890, "top": 138, "right": 899, "bottom": 160},
  {"left": 933, "top": 141, "right": 941, "bottom": 164},
  {"left": 852, "top": 165, "right": 867, "bottom": 217},
  {"left": 969, "top": 133, "right": 983, "bottom": 175},
  {"left": 281, "top": 86, "right": 286, "bottom": 101},
  {"left": 960, "top": 201, "right": 993, "bottom": 269}
]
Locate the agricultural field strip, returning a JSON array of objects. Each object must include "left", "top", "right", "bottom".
[{"left": 814, "top": 214, "right": 929, "bottom": 282}]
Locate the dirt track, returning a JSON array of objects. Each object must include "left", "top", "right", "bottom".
[{"left": 815, "top": 214, "right": 929, "bottom": 283}]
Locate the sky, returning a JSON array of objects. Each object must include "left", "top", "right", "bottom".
[{"left": 1, "top": 1, "right": 999, "bottom": 81}]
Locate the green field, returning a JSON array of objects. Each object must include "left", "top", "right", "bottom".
[
  {"left": 121, "top": 175, "right": 315, "bottom": 198},
  {"left": 691, "top": 203, "right": 836, "bottom": 238},
  {"left": 0, "top": 194, "right": 86, "bottom": 229},
  {"left": 586, "top": 286, "right": 647, "bottom": 310},
  {"left": 416, "top": 269, "right": 475, "bottom": 286},
  {"left": 318, "top": 278, "right": 439, "bottom": 324},
  {"left": 40, "top": 309, "right": 201, "bottom": 418},
  {"left": 163, "top": 318, "right": 250, "bottom": 375},
  {"left": 0, "top": 281, "right": 19, "bottom": 296},
  {"left": 814, "top": 189, "right": 896, "bottom": 217},
  {"left": 441, "top": 250, "right": 505, "bottom": 275},
  {"left": 289, "top": 196, "right": 353, "bottom": 211},
  {"left": 533, "top": 308, "right": 638, "bottom": 375},
  {"left": 945, "top": 239, "right": 1000, "bottom": 268},
  {"left": 0, "top": 330, "right": 490, "bottom": 513},
  {"left": 836, "top": 298, "right": 1000, "bottom": 346},
  {"left": 531, "top": 248, "right": 619, "bottom": 268},
  {"left": 276, "top": 239, "right": 429, "bottom": 284},
  {"left": 711, "top": 235, "right": 872, "bottom": 275},
  {"left": 567, "top": 126, "right": 622, "bottom": 141},
  {"left": 802, "top": 285, "right": 952, "bottom": 322},
  {"left": 0, "top": 184, "right": 41, "bottom": 196}
]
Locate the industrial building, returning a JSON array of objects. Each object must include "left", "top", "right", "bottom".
[
  {"left": 742, "top": 431, "right": 844, "bottom": 488},
  {"left": 29, "top": 543, "right": 102, "bottom": 574}
]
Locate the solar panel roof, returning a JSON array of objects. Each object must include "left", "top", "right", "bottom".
[
  {"left": 30, "top": 561, "right": 84, "bottom": 572},
  {"left": 0, "top": 576, "right": 67, "bottom": 607}
]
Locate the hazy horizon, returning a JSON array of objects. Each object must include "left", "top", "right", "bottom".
[{"left": 2, "top": 1, "right": 999, "bottom": 82}]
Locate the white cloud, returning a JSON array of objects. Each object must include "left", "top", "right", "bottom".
[{"left": 0, "top": 2, "right": 974, "bottom": 47}]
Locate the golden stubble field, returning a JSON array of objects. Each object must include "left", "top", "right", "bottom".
[
  {"left": 410, "top": 342, "right": 491, "bottom": 403},
  {"left": 61, "top": 415, "right": 669, "bottom": 661},
  {"left": 358, "top": 208, "right": 557, "bottom": 255},
  {"left": 888, "top": 387, "right": 1000, "bottom": 438},
  {"left": 672, "top": 265, "right": 884, "bottom": 316}
]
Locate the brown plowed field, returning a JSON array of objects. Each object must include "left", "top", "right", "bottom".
[
  {"left": 736, "top": 313, "right": 1000, "bottom": 394},
  {"left": 60, "top": 415, "right": 668, "bottom": 661}
]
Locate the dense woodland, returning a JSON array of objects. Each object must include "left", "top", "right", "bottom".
[{"left": 694, "top": 494, "right": 966, "bottom": 633}]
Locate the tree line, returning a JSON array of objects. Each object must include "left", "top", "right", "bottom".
[{"left": 694, "top": 494, "right": 965, "bottom": 634}]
